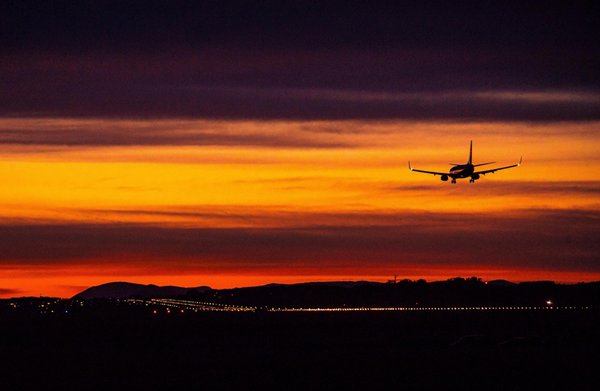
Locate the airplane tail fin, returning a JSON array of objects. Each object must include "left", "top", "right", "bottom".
[{"left": 468, "top": 140, "right": 473, "bottom": 165}]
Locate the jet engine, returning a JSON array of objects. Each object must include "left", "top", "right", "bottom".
[
  {"left": 471, "top": 174, "right": 480, "bottom": 180},
  {"left": 441, "top": 174, "right": 449, "bottom": 181}
]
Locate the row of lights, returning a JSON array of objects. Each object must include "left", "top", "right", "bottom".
[
  {"left": 154, "top": 298, "right": 252, "bottom": 309},
  {"left": 126, "top": 298, "right": 256, "bottom": 313},
  {"left": 270, "top": 306, "right": 589, "bottom": 312},
  {"left": 151, "top": 298, "right": 256, "bottom": 311},
  {"left": 124, "top": 298, "right": 592, "bottom": 314}
]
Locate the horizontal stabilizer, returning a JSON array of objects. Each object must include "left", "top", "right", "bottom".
[{"left": 473, "top": 161, "right": 495, "bottom": 167}]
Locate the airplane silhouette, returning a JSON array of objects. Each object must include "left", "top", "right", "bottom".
[{"left": 409, "top": 141, "right": 522, "bottom": 184}]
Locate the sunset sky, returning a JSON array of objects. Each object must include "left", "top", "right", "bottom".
[{"left": 1, "top": 1, "right": 599, "bottom": 297}]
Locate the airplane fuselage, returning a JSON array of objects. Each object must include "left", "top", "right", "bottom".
[{"left": 449, "top": 164, "right": 474, "bottom": 178}]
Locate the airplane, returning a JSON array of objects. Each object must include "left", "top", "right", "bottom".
[{"left": 408, "top": 141, "right": 522, "bottom": 184}]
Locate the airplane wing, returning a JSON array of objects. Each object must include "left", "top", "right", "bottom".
[
  {"left": 408, "top": 162, "right": 449, "bottom": 176},
  {"left": 474, "top": 157, "right": 522, "bottom": 175}
]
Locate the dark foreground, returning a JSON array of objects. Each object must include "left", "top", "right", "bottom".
[{"left": 2, "top": 308, "right": 599, "bottom": 390}]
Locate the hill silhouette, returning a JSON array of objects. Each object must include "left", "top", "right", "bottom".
[
  {"left": 74, "top": 281, "right": 211, "bottom": 299},
  {"left": 202, "top": 278, "right": 600, "bottom": 307},
  {"left": 72, "top": 278, "right": 600, "bottom": 307}
]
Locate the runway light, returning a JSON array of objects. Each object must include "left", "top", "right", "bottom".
[{"left": 546, "top": 300, "right": 553, "bottom": 305}]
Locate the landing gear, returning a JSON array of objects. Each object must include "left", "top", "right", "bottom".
[
  {"left": 451, "top": 179, "right": 456, "bottom": 184},
  {"left": 469, "top": 178, "right": 475, "bottom": 183}
]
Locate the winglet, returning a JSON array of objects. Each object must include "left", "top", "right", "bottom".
[
  {"left": 408, "top": 161, "right": 413, "bottom": 170},
  {"left": 518, "top": 156, "right": 523, "bottom": 166}
]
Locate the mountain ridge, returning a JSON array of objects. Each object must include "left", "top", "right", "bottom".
[
  {"left": 73, "top": 281, "right": 211, "bottom": 299},
  {"left": 70, "top": 278, "right": 600, "bottom": 307}
]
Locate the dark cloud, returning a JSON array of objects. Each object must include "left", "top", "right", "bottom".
[
  {"left": 386, "top": 181, "right": 600, "bottom": 196},
  {"left": 1, "top": 209, "right": 598, "bottom": 273},
  {"left": 0, "top": 123, "right": 347, "bottom": 148},
  {"left": 0, "top": 288, "right": 22, "bottom": 296},
  {"left": 2, "top": 75, "right": 599, "bottom": 120},
  {"left": 1, "top": 118, "right": 598, "bottom": 150},
  {"left": 1, "top": 1, "right": 599, "bottom": 120}
]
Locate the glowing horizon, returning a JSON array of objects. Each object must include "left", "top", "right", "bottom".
[{"left": 1, "top": 117, "right": 599, "bottom": 298}]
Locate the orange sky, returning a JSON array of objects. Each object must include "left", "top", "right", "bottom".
[{"left": 1, "top": 118, "right": 600, "bottom": 297}]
